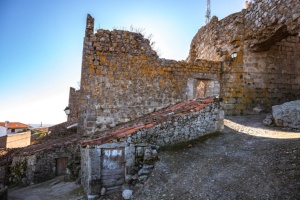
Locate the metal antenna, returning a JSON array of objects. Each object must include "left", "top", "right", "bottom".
[{"left": 205, "top": 0, "right": 211, "bottom": 24}]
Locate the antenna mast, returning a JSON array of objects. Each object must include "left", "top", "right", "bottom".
[{"left": 205, "top": 0, "right": 211, "bottom": 24}]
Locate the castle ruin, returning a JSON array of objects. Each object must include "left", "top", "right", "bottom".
[{"left": 77, "top": 0, "right": 299, "bottom": 198}]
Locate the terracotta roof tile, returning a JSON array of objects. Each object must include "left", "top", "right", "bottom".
[
  {"left": 15, "top": 132, "right": 78, "bottom": 156},
  {"left": 17, "top": 98, "right": 215, "bottom": 152},
  {"left": 0, "top": 122, "right": 30, "bottom": 129},
  {"left": 81, "top": 98, "right": 214, "bottom": 146}
]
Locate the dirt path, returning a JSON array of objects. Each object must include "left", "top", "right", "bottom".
[
  {"left": 8, "top": 176, "right": 84, "bottom": 200},
  {"left": 133, "top": 114, "right": 300, "bottom": 199}
]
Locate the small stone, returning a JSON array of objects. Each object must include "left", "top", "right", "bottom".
[
  {"left": 253, "top": 105, "right": 264, "bottom": 114},
  {"left": 100, "top": 187, "right": 106, "bottom": 196},
  {"left": 122, "top": 189, "right": 133, "bottom": 200},
  {"left": 125, "top": 175, "right": 133, "bottom": 183},
  {"left": 263, "top": 114, "right": 273, "bottom": 126},
  {"left": 132, "top": 174, "right": 138, "bottom": 180},
  {"left": 292, "top": 13, "right": 300, "bottom": 21},
  {"left": 136, "top": 147, "right": 144, "bottom": 157},
  {"left": 22, "top": 177, "right": 28, "bottom": 185},
  {"left": 151, "top": 149, "right": 158, "bottom": 158},
  {"left": 144, "top": 149, "right": 152, "bottom": 161},
  {"left": 143, "top": 164, "right": 154, "bottom": 169},
  {"left": 138, "top": 168, "right": 151, "bottom": 176},
  {"left": 138, "top": 175, "right": 148, "bottom": 183}
]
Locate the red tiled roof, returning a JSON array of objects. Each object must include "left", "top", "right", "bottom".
[
  {"left": 81, "top": 98, "right": 214, "bottom": 146},
  {"left": 15, "top": 132, "right": 78, "bottom": 156},
  {"left": 0, "top": 122, "right": 29, "bottom": 129},
  {"left": 14, "top": 98, "right": 214, "bottom": 155}
]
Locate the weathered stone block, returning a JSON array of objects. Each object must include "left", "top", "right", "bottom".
[{"left": 272, "top": 100, "right": 300, "bottom": 129}]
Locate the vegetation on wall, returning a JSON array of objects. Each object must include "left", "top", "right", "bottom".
[{"left": 9, "top": 159, "right": 27, "bottom": 184}]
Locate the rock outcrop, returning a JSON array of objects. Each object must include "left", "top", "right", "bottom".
[{"left": 272, "top": 100, "right": 300, "bottom": 130}]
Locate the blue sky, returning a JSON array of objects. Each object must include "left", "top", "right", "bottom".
[{"left": 0, "top": 0, "right": 245, "bottom": 125}]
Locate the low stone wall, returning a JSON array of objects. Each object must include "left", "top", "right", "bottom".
[
  {"left": 11, "top": 143, "right": 80, "bottom": 184},
  {"left": 48, "top": 122, "right": 68, "bottom": 133},
  {"left": 126, "top": 102, "right": 223, "bottom": 147},
  {"left": 81, "top": 101, "right": 224, "bottom": 198}
]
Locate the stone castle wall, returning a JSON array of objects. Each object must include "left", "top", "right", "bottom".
[
  {"left": 241, "top": 37, "right": 300, "bottom": 110},
  {"left": 188, "top": 0, "right": 300, "bottom": 61},
  {"left": 78, "top": 0, "right": 300, "bottom": 134},
  {"left": 244, "top": 0, "right": 300, "bottom": 51},
  {"left": 187, "top": 13, "right": 245, "bottom": 62},
  {"left": 78, "top": 15, "right": 221, "bottom": 137},
  {"left": 188, "top": 0, "right": 300, "bottom": 115},
  {"left": 68, "top": 87, "right": 80, "bottom": 125}
]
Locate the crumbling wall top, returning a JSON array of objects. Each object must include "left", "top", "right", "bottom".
[
  {"left": 85, "top": 14, "right": 94, "bottom": 37},
  {"left": 188, "top": 0, "right": 300, "bottom": 61}
]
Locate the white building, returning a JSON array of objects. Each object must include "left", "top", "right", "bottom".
[{"left": 0, "top": 121, "right": 30, "bottom": 137}]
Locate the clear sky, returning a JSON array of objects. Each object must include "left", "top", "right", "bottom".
[{"left": 0, "top": 0, "right": 245, "bottom": 125}]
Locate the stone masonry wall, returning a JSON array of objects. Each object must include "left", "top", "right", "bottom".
[
  {"left": 188, "top": 0, "right": 300, "bottom": 61},
  {"left": 81, "top": 101, "right": 223, "bottom": 197},
  {"left": 48, "top": 122, "right": 68, "bottom": 133},
  {"left": 221, "top": 36, "right": 300, "bottom": 115},
  {"left": 11, "top": 143, "right": 80, "bottom": 184},
  {"left": 187, "top": 13, "right": 245, "bottom": 62},
  {"left": 187, "top": 0, "right": 300, "bottom": 115},
  {"left": 68, "top": 87, "right": 80, "bottom": 125},
  {"left": 78, "top": 14, "right": 221, "bottom": 138},
  {"left": 244, "top": 0, "right": 300, "bottom": 51},
  {"left": 241, "top": 36, "right": 300, "bottom": 110}
]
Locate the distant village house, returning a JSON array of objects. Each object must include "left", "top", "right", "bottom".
[{"left": 0, "top": 122, "right": 31, "bottom": 148}]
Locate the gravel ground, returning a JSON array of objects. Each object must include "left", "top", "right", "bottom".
[{"left": 133, "top": 114, "right": 300, "bottom": 200}]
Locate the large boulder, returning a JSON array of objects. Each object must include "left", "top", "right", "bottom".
[{"left": 272, "top": 100, "right": 300, "bottom": 130}]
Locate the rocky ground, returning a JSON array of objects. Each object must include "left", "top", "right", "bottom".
[
  {"left": 133, "top": 114, "right": 300, "bottom": 199},
  {"left": 8, "top": 114, "right": 300, "bottom": 200}
]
